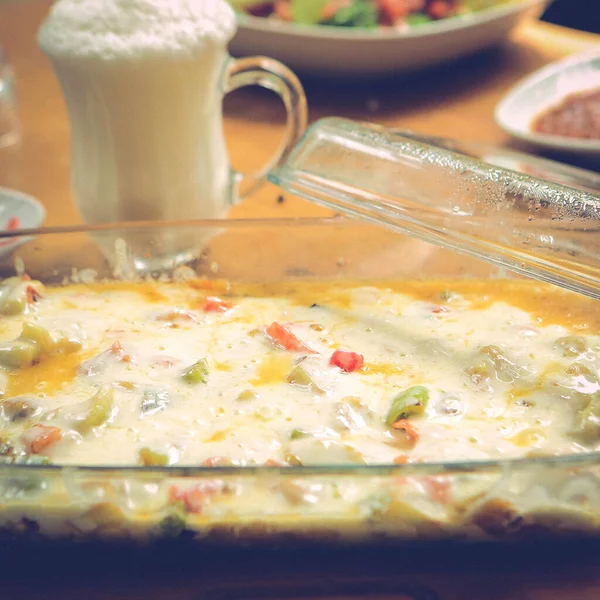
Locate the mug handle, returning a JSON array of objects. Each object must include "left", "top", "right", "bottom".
[{"left": 224, "top": 56, "right": 308, "bottom": 200}]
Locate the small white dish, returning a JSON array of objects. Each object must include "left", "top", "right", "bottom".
[
  {"left": 0, "top": 188, "right": 45, "bottom": 260},
  {"left": 495, "top": 50, "right": 600, "bottom": 158},
  {"left": 230, "top": 0, "right": 548, "bottom": 78}
]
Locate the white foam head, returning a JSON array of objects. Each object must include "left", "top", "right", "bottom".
[{"left": 38, "top": 0, "right": 237, "bottom": 61}]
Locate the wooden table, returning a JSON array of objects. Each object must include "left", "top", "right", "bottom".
[{"left": 1, "top": 2, "right": 600, "bottom": 599}]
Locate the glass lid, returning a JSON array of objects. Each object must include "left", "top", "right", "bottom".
[{"left": 269, "top": 117, "right": 600, "bottom": 301}]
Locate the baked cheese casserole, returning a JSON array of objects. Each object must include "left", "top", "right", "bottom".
[{"left": 0, "top": 273, "right": 599, "bottom": 542}]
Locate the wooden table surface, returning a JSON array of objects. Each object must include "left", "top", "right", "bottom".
[{"left": 1, "top": 2, "right": 600, "bottom": 599}]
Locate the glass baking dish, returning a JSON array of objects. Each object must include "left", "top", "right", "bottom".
[{"left": 1, "top": 217, "right": 600, "bottom": 548}]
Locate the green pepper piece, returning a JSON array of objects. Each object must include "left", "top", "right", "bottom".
[
  {"left": 0, "top": 277, "right": 44, "bottom": 316},
  {"left": 20, "top": 323, "right": 55, "bottom": 354},
  {"left": 76, "top": 386, "right": 115, "bottom": 434},
  {"left": 139, "top": 447, "right": 170, "bottom": 466},
  {"left": 287, "top": 365, "right": 311, "bottom": 386},
  {"left": 385, "top": 385, "right": 429, "bottom": 425},
  {"left": 2, "top": 397, "right": 40, "bottom": 422},
  {"left": 0, "top": 339, "right": 39, "bottom": 369},
  {"left": 0, "top": 278, "right": 26, "bottom": 315},
  {"left": 0, "top": 322, "right": 81, "bottom": 371},
  {"left": 182, "top": 358, "right": 209, "bottom": 385},
  {"left": 0, "top": 328, "right": 48, "bottom": 370},
  {"left": 287, "top": 365, "right": 325, "bottom": 395},
  {"left": 290, "top": 428, "right": 308, "bottom": 440}
]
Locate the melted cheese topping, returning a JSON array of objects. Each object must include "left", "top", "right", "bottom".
[{"left": 1, "top": 278, "right": 599, "bottom": 471}]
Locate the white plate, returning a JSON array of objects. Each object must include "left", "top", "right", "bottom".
[
  {"left": 0, "top": 188, "right": 45, "bottom": 260},
  {"left": 495, "top": 50, "right": 600, "bottom": 158},
  {"left": 229, "top": 0, "right": 548, "bottom": 77}
]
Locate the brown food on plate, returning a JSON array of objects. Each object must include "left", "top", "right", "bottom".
[{"left": 531, "top": 87, "right": 600, "bottom": 140}]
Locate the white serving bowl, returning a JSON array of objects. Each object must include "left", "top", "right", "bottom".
[
  {"left": 230, "top": 0, "right": 548, "bottom": 78},
  {"left": 495, "top": 50, "right": 600, "bottom": 158}
]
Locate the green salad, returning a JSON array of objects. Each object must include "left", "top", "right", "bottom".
[{"left": 230, "top": 0, "right": 513, "bottom": 28}]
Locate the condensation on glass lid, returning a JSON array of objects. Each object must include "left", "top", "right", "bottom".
[{"left": 268, "top": 117, "right": 600, "bottom": 301}]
